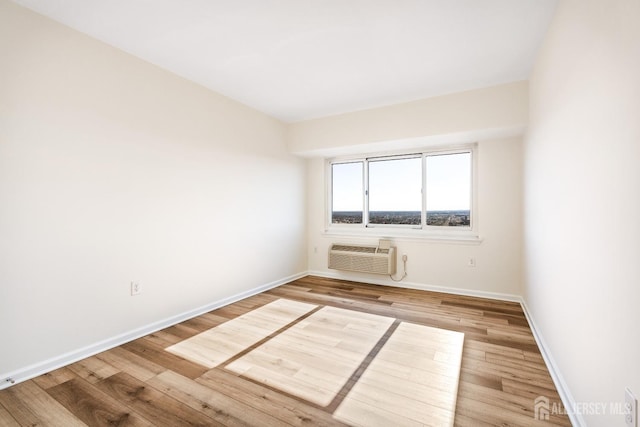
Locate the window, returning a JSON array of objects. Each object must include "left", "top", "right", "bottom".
[
  {"left": 425, "top": 152, "right": 471, "bottom": 227},
  {"left": 330, "top": 148, "right": 473, "bottom": 232},
  {"left": 368, "top": 156, "right": 422, "bottom": 225},
  {"left": 331, "top": 162, "right": 363, "bottom": 224}
]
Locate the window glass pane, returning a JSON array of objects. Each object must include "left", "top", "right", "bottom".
[
  {"left": 426, "top": 152, "right": 471, "bottom": 227},
  {"left": 332, "top": 162, "right": 363, "bottom": 224},
  {"left": 368, "top": 157, "right": 421, "bottom": 225}
]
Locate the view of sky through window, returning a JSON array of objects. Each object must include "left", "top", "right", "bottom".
[
  {"left": 368, "top": 157, "right": 421, "bottom": 211},
  {"left": 331, "top": 162, "right": 363, "bottom": 223},
  {"left": 426, "top": 153, "right": 471, "bottom": 211}
]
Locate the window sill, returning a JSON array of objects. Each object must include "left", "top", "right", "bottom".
[{"left": 322, "top": 227, "right": 483, "bottom": 245}]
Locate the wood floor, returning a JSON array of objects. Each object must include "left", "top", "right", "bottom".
[{"left": 0, "top": 276, "right": 572, "bottom": 426}]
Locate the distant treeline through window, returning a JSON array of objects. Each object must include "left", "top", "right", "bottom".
[{"left": 331, "top": 151, "right": 472, "bottom": 228}]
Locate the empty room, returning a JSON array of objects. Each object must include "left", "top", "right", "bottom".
[{"left": 1, "top": 0, "right": 638, "bottom": 426}]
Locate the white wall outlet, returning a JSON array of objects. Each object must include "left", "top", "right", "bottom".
[
  {"left": 468, "top": 257, "right": 476, "bottom": 267},
  {"left": 626, "top": 388, "right": 637, "bottom": 427},
  {"left": 402, "top": 254, "right": 408, "bottom": 262},
  {"left": 130, "top": 281, "right": 141, "bottom": 296}
]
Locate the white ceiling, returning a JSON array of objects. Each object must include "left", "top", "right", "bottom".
[{"left": 13, "top": 0, "right": 557, "bottom": 122}]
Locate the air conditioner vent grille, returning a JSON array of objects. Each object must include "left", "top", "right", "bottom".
[
  {"left": 329, "top": 243, "right": 396, "bottom": 275},
  {"left": 331, "top": 245, "right": 371, "bottom": 253}
]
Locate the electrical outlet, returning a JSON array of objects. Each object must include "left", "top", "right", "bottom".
[
  {"left": 130, "top": 281, "right": 141, "bottom": 296},
  {"left": 402, "top": 254, "right": 408, "bottom": 262},
  {"left": 626, "top": 388, "right": 637, "bottom": 427},
  {"left": 468, "top": 257, "right": 476, "bottom": 267}
]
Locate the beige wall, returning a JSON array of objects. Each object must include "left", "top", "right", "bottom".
[
  {"left": 0, "top": 0, "right": 306, "bottom": 376},
  {"left": 301, "top": 86, "right": 525, "bottom": 297},
  {"left": 288, "top": 81, "right": 528, "bottom": 157},
  {"left": 524, "top": 0, "right": 640, "bottom": 425}
]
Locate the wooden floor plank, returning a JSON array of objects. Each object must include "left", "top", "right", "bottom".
[
  {"left": 122, "top": 338, "right": 209, "bottom": 380},
  {"left": 67, "top": 355, "right": 120, "bottom": 384},
  {"left": 31, "top": 366, "right": 76, "bottom": 390},
  {"left": 0, "top": 380, "right": 87, "bottom": 426},
  {"left": 48, "top": 377, "right": 154, "bottom": 427},
  {"left": 0, "top": 383, "right": 44, "bottom": 426},
  {"left": 0, "top": 400, "right": 21, "bottom": 427},
  {"left": 147, "top": 370, "right": 286, "bottom": 427},
  {"left": 94, "top": 346, "right": 166, "bottom": 383},
  {"left": 0, "top": 275, "right": 571, "bottom": 427},
  {"left": 96, "top": 372, "right": 221, "bottom": 427}
]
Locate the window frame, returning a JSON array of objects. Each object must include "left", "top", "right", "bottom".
[
  {"left": 326, "top": 144, "right": 478, "bottom": 241},
  {"left": 365, "top": 153, "right": 423, "bottom": 229}
]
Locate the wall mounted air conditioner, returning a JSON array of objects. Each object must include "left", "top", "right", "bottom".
[{"left": 329, "top": 240, "right": 396, "bottom": 275}]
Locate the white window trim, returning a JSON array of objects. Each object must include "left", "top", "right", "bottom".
[{"left": 324, "top": 144, "right": 480, "bottom": 243}]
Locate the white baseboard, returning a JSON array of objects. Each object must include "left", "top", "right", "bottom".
[
  {"left": 0, "top": 271, "right": 307, "bottom": 391},
  {"left": 519, "top": 298, "right": 585, "bottom": 427},
  {"left": 307, "top": 270, "right": 522, "bottom": 302}
]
